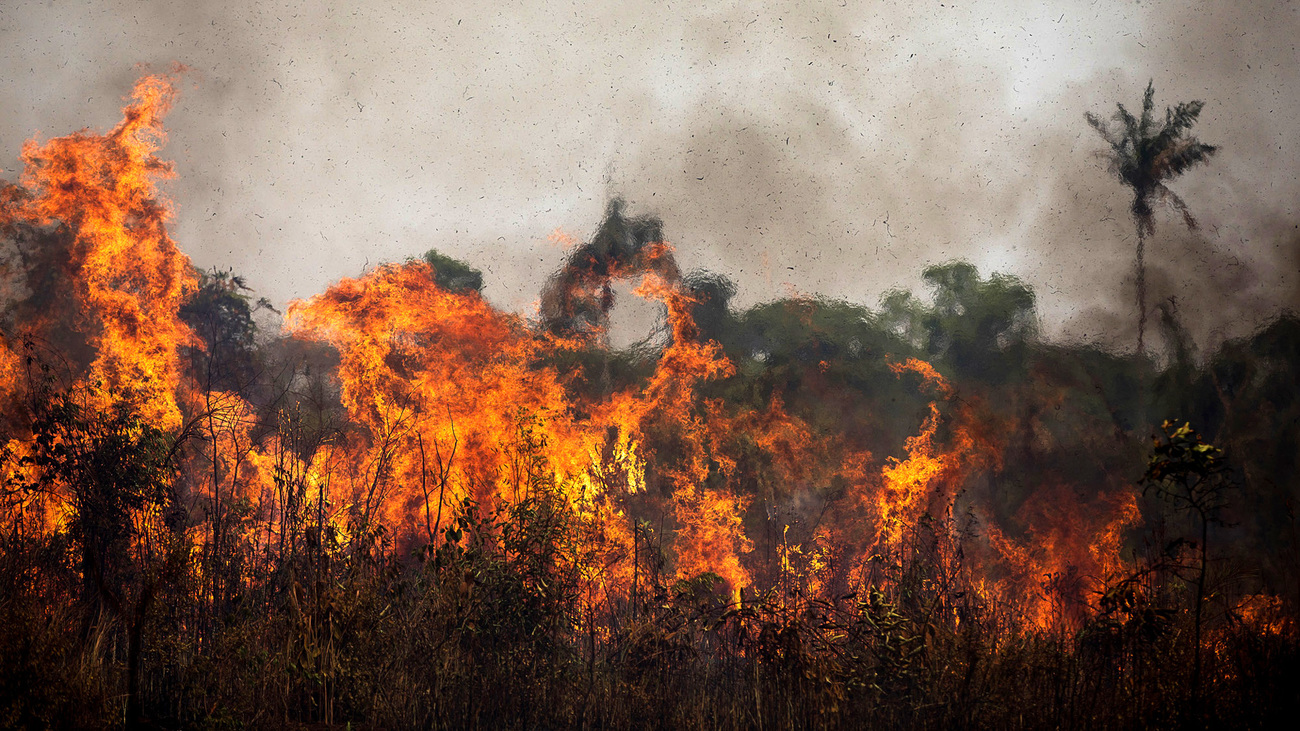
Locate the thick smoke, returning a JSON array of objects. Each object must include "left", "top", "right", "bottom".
[{"left": 2, "top": 0, "right": 1296, "bottom": 350}]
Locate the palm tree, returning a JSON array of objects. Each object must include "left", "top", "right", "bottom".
[{"left": 1086, "top": 81, "right": 1217, "bottom": 353}]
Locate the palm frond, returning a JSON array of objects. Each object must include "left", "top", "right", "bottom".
[
  {"left": 1085, "top": 112, "right": 1123, "bottom": 148},
  {"left": 1154, "top": 139, "right": 1218, "bottom": 180},
  {"left": 1163, "top": 100, "right": 1207, "bottom": 138},
  {"left": 1156, "top": 184, "right": 1199, "bottom": 231},
  {"left": 1153, "top": 100, "right": 1210, "bottom": 162},
  {"left": 1116, "top": 103, "right": 1140, "bottom": 148},
  {"left": 1138, "top": 80, "right": 1156, "bottom": 137}
]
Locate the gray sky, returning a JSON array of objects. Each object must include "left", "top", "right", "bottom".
[{"left": 2, "top": 0, "right": 1297, "bottom": 351}]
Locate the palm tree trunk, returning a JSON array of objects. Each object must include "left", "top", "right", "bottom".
[{"left": 1135, "top": 226, "right": 1147, "bottom": 354}]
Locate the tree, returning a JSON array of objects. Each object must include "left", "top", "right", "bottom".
[
  {"left": 1141, "top": 420, "right": 1235, "bottom": 707},
  {"left": 538, "top": 200, "right": 679, "bottom": 340},
  {"left": 179, "top": 267, "right": 273, "bottom": 394},
  {"left": 422, "top": 248, "right": 484, "bottom": 294},
  {"left": 682, "top": 269, "right": 737, "bottom": 346},
  {"left": 10, "top": 372, "right": 186, "bottom": 725},
  {"left": 879, "top": 261, "right": 1037, "bottom": 382},
  {"left": 1086, "top": 81, "right": 1217, "bottom": 353}
]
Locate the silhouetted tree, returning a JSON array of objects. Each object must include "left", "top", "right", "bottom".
[
  {"left": 682, "top": 269, "right": 737, "bottom": 346},
  {"left": 12, "top": 375, "right": 185, "bottom": 725},
  {"left": 1141, "top": 420, "right": 1236, "bottom": 706},
  {"left": 179, "top": 267, "right": 272, "bottom": 394},
  {"left": 1086, "top": 81, "right": 1217, "bottom": 354},
  {"left": 539, "top": 200, "right": 679, "bottom": 341}
]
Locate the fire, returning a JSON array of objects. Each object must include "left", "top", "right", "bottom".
[
  {"left": 285, "top": 260, "right": 595, "bottom": 538},
  {"left": 284, "top": 247, "right": 753, "bottom": 595},
  {"left": 875, "top": 401, "right": 947, "bottom": 545},
  {"left": 1234, "top": 594, "right": 1295, "bottom": 637},
  {"left": 862, "top": 359, "right": 974, "bottom": 551},
  {"left": 280, "top": 236, "right": 1149, "bottom": 621},
  {"left": 1, "top": 69, "right": 196, "bottom": 430},
  {"left": 982, "top": 485, "right": 1141, "bottom": 630},
  {"left": 671, "top": 483, "right": 753, "bottom": 595},
  {"left": 0, "top": 331, "right": 19, "bottom": 403},
  {"left": 0, "top": 70, "right": 1162, "bottom": 634},
  {"left": 6, "top": 70, "right": 1298, "bottom": 731}
]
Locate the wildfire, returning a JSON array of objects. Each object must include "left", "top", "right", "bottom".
[
  {"left": 0, "top": 71, "right": 1169, "bottom": 632},
  {"left": 286, "top": 260, "right": 598, "bottom": 536}
]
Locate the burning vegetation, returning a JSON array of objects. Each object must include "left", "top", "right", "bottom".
[{"left": 1, "top": 72, "right": 1297, "bottom": 729}]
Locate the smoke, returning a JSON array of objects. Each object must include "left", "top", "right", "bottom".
[{"left": 2, "top": 0, "right": 1296, "bottom": 348}]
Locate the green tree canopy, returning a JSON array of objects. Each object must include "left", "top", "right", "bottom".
[
  {"left": 880, "top": 261, "right": 1037, "bottom": 382},
  {"left": 422, "top": 248, "right": 484, "bottom": 294}
]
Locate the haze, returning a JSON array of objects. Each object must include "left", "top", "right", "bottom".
[{"left": 2, "top": 0, "right": 1296, "bottom": 350}]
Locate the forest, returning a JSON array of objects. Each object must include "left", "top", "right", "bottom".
[{"left": 1, "top": 71, "right": 1297, "bottom": 730}]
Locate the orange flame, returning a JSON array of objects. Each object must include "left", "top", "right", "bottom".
[
  {"left": 1, "top": 69, "right": 196, "bottom": 429},
  {"left": 982, "top": 485, "right": 1140, "bottom": 630}
]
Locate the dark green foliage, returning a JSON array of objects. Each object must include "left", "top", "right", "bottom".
[
  {"left": 422, "top": 248, "right": 484, "bottom": 294},
  {"left": 11, "top": 375, "right": 177, "bottom": 613},
  {"left": 1142, "top": 421, "right": 1238, "bottom": 704},
  {"left": 1, "top": 368, "right": 187, "bottom": 727},
  {"left": 179, "top": 267, "right": 273, "bottom": 393},
  {"left": 1142, "top": 421, "right": 1233, "bottom": 522},
  {"left": 881, "top": 261, "right": 1037, "bottom": 382},
  {"left": 683, "top": 269, "right": 738, "bottom": 345}
]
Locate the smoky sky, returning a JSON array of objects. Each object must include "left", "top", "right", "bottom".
[{"left": 1, "top": 0, "right": 1296, "bottom": 351}]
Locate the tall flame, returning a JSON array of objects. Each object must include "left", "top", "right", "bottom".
[{"left": 1, "top": 69, "right": 195, "bottom": 429}]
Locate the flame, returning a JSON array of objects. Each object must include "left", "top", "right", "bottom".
[
  {"left": 890, "top": 356, "right": 953, "bottom": 398},
  {"left": 1, "top": 69, "right": 196, "bottom": 429},
  {"left": 983, "top": 485, "right": 1140, "bottom": 630},
  {"left": 1233, "top": 594, "right": 1295, "bottom": 637},
  {"left": 0, "top": 332, "right": 19, "bottom": 405},
  {"left": 285, "top": 260, "right": 596, "bottom": 537},
  {"left": 283, "top": 250, "right": 759, "bottom": 595},
  {"left": 869, "top": 359, "right": 973, "bottom": 547},
  {"left": 0, "top": 71, "right": 1170, "bottom": 638}
]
